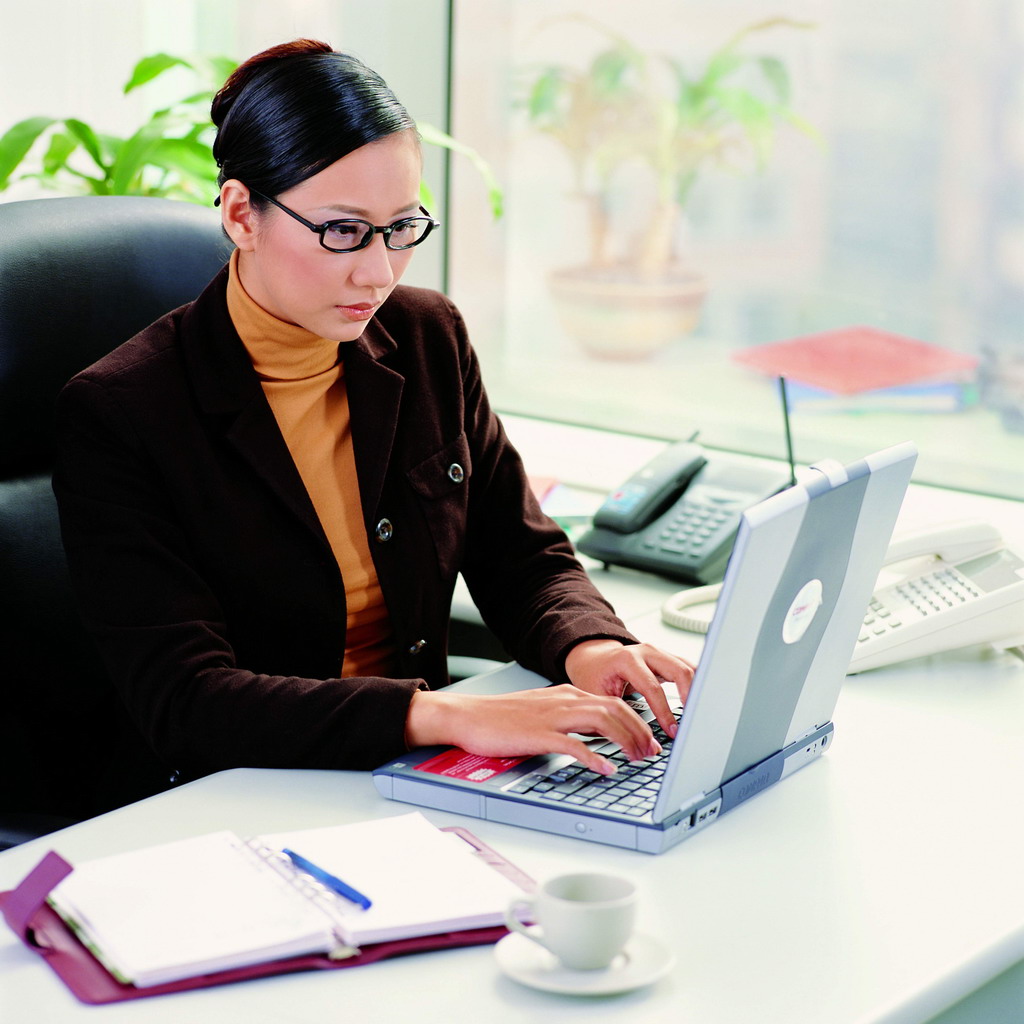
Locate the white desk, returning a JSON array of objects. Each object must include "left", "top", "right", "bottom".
[
  {"left": 2, "top": 647, "right": 1023, "bottom": 1023},
  {"left": 2, "top": 484, "right": 1022, "bottom": 1022}
]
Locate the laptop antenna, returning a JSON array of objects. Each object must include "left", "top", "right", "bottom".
[{"left": 778, "top": 376, "right": 798, "bottom": 487}]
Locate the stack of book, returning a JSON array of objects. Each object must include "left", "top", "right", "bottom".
[{"left": 731, "top": 326, "right": 978, "bottom": 413}]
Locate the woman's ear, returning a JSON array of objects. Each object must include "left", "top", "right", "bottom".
[{"left": 219, "top": 180, "right": 259, "bottom": 251}]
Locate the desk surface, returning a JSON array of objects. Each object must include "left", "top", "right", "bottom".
[
  {"left": 2, "top": 484, "right": 1023, "bottom": 1023},
  {"left": 2, "top": 649, "right": 1023, "bottom": 1023}
]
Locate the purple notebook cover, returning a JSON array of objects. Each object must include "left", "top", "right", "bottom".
[{"left": 0, "top": 827, "right": 530, "bottom": 1005}]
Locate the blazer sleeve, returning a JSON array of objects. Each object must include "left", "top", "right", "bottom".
[
  {"left": 53, "top": 374, "right": 423, "bottom": 776},
  {"left": 446, "top": 301, "right": 639, "bottom": 681}
]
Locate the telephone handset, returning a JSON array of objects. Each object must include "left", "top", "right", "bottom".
[
  {"left": 577, "top": 441, "right": 793, "bottom": 585},
  {"left": 660, "top": 519, "right": 1024, "bottom": 673},
  {"left": 591, "top": 441, "right": 707, "bottom": 535}
]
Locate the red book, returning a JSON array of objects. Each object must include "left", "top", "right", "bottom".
[{"left": 732, "top": 327, "right": 978, "bottom": 396}]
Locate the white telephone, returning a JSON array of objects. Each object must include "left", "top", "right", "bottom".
[
  {"left": 661, "top": 519, "right": 1024, "bottom": 672},
  {"left": 849, "top": 519, "right": 1024, "bottom": 672}
]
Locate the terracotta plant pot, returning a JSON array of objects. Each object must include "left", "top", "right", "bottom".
[{"left": 548, "top": 265, "right": 708, "bottom": 359}]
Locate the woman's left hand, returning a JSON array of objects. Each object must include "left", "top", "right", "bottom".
[{"left": 564, "top": 639, "right": 695, "bottom": 738}]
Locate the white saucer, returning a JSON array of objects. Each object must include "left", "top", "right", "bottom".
[{"left": 494, "top": 931, "right": 675, "bottom": 995}]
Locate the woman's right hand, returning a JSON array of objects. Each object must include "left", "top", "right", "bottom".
[{"left": 404, "top": 686, "right": 661, "bottom": 776}]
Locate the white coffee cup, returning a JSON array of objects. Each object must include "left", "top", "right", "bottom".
[{"left": 505, "top": 872, "right": 637, "bottom": 971}]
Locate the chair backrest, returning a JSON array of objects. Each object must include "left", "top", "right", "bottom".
[{"left": 0, "top": 196, "right": 232, "bottom": 827}]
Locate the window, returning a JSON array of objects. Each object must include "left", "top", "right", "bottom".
[
  {"left": 0, "top": 0, "right": 449, "bottom": 290},
  {"left": 448, "top": 0, "right": 1024, "bottom": 500}
]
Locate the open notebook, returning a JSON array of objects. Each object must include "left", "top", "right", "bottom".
[{"left": 43, "top": 812, "right": 525, "bottom": 989}]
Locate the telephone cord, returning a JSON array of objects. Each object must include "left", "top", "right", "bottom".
[{"left": 660, "top": 583, "right": 723, "bottom": 634}]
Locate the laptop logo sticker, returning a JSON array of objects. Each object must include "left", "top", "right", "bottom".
[{"left": 782, "top": 579, "right": 823, "bottom": 644}]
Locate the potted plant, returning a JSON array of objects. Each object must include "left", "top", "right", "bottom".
[
  {"left": 520, "top": 15, "right": 816, "bottom": 358},
  {"left": 0, "top": 53, "right": 502, "bottom": 216}
]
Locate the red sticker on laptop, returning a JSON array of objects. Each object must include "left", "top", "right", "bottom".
[{"left": 415, "top": 749, "right": 529, "bottom": 782}]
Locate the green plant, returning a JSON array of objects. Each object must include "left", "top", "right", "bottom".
[
  {"left": 0, "top": 52, "right": 502, "bottom": 216},
  {"left": 418, "top": 122, "right": 503, "bottom": 219},
  {"left": 521, "top": 16, "right": 817, "bottom": 275},
  {"left": 0, "top": 54, "right": 233, "bottom": 203}
]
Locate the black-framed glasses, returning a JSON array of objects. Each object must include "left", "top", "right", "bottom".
[{"left": 248, "top": 188, "right": 440, "bottom": 253}]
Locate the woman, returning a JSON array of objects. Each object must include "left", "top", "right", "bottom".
[{"left": 53, "top": 40, "right": 693, "bottom": 783}]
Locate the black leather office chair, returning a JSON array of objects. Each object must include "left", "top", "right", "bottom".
[{"left": 0, "top": 196, "right": 231, "bottom": 849}]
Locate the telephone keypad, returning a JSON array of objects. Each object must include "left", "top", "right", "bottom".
[
  {"left": 643, "top": 500, "right": 734, "bottom": 564},
  {"left": 857, "top": 565, "right": 979, "bottom": 644}
]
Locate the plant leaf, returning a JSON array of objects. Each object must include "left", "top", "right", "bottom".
[
  {"left": 757, "top": 57, "right": 790, "bottom": 103},
  {"left": 123, "top": 53, "right": 193, "bottom": 94},
  {"left": 109, "top": 113, "right": 181, "bottom": 193},
  {"left": 174, "top": 89, "right": 218, "bottom": 108},
  {"left": 419, "top": 180, "right": 437, "bottom": 211},
  {"left": 55, "top": 165, "right": 108, "bottom": 190},
  {"left": 64, "top": 118, "right": 107, "bottom": 172},
  {"left": 781, "top": 109, "right": 824, "bottom": 144},
  {"left": 41, "top": 131, "right": 79, "bottom": 175},
  {"left": 95, "top": 133, "right": 124, "bottom": 166},
  {"left": 716, "top": 89, "right": 774, "bottom": 165},
  {"left": 590, "top": 48, "right": 636, "bottom": 99},
  {"left": 721, "top": 17, "right": 817, "bottom": 55},
  {"left": 418, "top": 122, "right": 503, "bottom": 219},
  {"left": 0, "top": 116, "right": 56, "bottom": 188},
  {"left": 149, "top": 136, "right": 219, "bottom": 185},
  {"left": 698, "top": 51, "right": 744, "bottom": 95},
  {"left": 191, "top": 55, "right": 238, "bottom": 87},
  {"left": 528, "top": 67, "right": 565, "bottom": 122}
]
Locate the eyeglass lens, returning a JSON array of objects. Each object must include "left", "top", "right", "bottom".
[{"left": 322, "top": 218, "right": 433, "bottom": 252}]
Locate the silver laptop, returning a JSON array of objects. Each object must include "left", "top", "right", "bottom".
[{"left": 374, "top": 443, "right": 917, "bottom": 854}]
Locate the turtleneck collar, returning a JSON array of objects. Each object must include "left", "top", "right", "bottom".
[{"left": 226, "top": 249, "right": 341, "bottom": 382}]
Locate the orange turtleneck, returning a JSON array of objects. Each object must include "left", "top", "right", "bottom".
[{"left": 226, "top": 249, "right": 396, "bottom": 678}]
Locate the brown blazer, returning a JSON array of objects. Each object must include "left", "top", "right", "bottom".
[{"left": 53, "top": 267, "right": 636, "bottom": 775}]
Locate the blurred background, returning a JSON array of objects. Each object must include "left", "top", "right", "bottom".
[{"left": 3, "top": 0, "right": 1023, "bottom": 499}]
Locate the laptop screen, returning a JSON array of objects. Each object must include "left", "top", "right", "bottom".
[{"left": 653, "top": 443, "right": 917, "bottom": 822}]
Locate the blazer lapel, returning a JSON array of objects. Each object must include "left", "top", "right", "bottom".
[
  {"left": 223, "top": 395, "right": 327, "bottom": 541},
  {"left": 179, "top": 268, "right": 329, "bottom": 549},
  {"left": 343, "top": 329, "right": 404, "bottom": 521}
]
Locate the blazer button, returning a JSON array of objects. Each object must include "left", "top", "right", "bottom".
[
  {"left": 375, "top": 518, "right": 394, "bottom": 543},
  {"left": 448, "top": 463, "right": 465, "bottom": 484},
  {"left": 407, "top": 639, "right": 428, "bottom": 655}
]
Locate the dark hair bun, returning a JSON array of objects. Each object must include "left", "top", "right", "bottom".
[
  {"left": 210, "top": 39, "right": 333, "bottom": 129},
  {"left": 210, "top": 39, "right": 417, "bottom": 200}
]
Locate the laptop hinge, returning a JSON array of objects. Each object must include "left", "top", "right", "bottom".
[
  {"left": 719, "top": 750, "right": 786, "bottom": 814},
  {"left": 674, "top": 794, "right": 707, "bottom": 818}
]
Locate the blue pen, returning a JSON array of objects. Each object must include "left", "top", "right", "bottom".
[{"left": 282, "top": 848, "right": 373, "bottom": 910}]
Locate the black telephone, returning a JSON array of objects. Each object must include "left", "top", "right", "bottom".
[{"left": 576, "top": 441, "right": 793, "bottom": 585}]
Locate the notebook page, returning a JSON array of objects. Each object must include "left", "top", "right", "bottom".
[
  {"left": 258, "top": 812, "right": 522, "bottom": 945},
  {"left": 49, "top": 831, "right": 335, "bottom": 987}
]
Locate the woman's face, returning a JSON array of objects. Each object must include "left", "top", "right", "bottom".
[{"left": 227, "top": 131, "right": 423, "bottom": 343}]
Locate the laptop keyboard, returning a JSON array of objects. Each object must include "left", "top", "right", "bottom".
[{"left": 503, "top": 695, "right": 680, "bottom": 817}]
